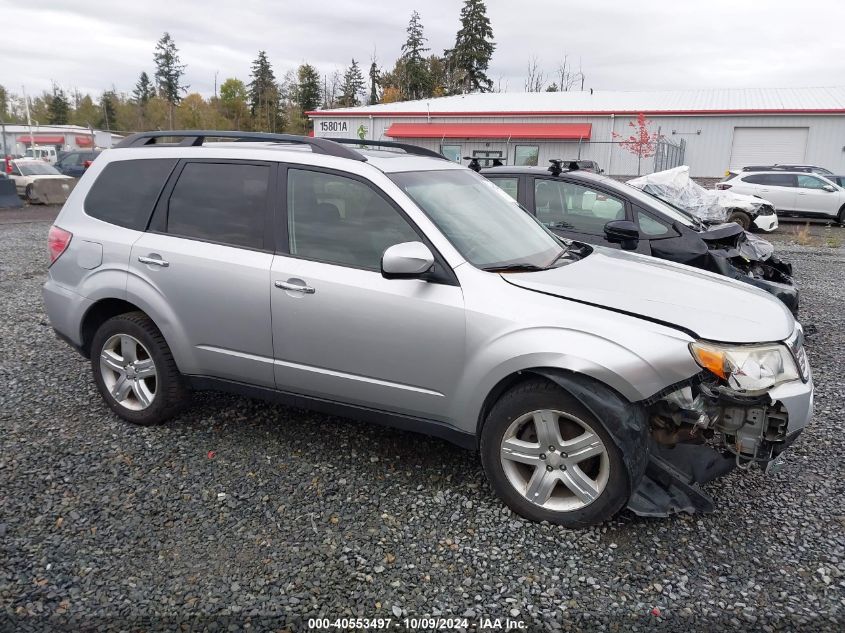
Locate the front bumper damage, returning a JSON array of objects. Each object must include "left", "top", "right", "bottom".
[{"left": 628, "top": 376, "right": 813, "bottom": 517}]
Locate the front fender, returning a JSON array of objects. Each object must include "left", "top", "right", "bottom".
[{"left": 449, "top": 325, "right": 700, "bottom": 434}]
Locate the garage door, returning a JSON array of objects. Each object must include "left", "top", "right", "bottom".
[{"left": 729, "top": 127, "right": 808, "bottom": 170}]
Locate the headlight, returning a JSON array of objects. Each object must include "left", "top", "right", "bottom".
[{"left": 689, "top": 340, "right": 800, "bottom": 394}]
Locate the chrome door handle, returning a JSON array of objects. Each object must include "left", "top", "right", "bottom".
[
  {"left": 275, "top": 280, "right": 315, "bottom": 294},
  {"left": 138, "top": 255, "right": 169, "bottom": 267}
]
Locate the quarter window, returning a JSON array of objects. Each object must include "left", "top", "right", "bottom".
[
  {"left": 167, "top": 162, "right": 269, "bottom": 249},
  {"left": 85, "top": 158, "right": 177, "bottom": 230},
  {"left": 534, "top": 179, "right": 625, "bottom": 235},
  {"left": 514, "top": 145, "right": 539, "bottom": 167},
  {"left": 287, "top": 169, "right": 419, "bottom": 270},
  {"left": 636, "top": 210, "right": 671, "bottom": 237}
]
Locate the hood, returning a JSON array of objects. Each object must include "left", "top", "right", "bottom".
[
  {"left": 503, "top": 246, "right": 794, "bottom": 343},
  {"left": 26, "top": 175, "right": 73, "bottom": 181}
]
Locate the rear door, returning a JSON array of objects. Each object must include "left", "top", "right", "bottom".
[
  {"left": 128, "top": 159, "right": 276, "bottom": 386},
  {"left": 739, "top": 173, "right": 797, "bottom": 211}
]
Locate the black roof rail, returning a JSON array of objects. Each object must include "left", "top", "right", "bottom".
[
  {"left": 115, "top": 130, "right": 367, "bottom": 162},
  {"left": 548, "top": 159, "right": 580, "bottom": 176},
  {"left": 323, "top": 137, "right": 447, "bottom": 160}
]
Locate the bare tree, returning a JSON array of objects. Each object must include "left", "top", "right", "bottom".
[
  {"left": 555, "top": 55, "right": 586, "bottom": 92},
  {"left": 524, "top": 56, "right": 545, "bottom": 93}
]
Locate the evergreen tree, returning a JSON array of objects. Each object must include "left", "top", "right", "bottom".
[
  {"left": 400, "top": 11, "right": 430, "bottom": 100},
  {"left": 132, "top": 72, "right": 155, "bottom": 105},
  {"left": 98, "top": 91, "right": 118, "bottom": 130},
  {"left": 339, "top": 59, "right": 366, "bottom": 107},
  {"left": 153, "top": 32, "right": 188, "bottom": 127},
  {"left": 248, "top": 51, "right": 281, "bottom": 131},
  {"left": 446, "top": 0, "right": 495, "bottom": 94},
  {"left": 0, "top": 85, "right": 8, "bottom": 121},
  {"left": 368, "top": 61, "right": 380, "bottom": 105},
  {"left": 294, "top": 63, "right": 321, "bottom": 117},
  {"left": 47, "top": 85, "right": 70, "bottom": 125}
]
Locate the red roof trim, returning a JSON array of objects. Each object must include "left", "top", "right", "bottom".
[
  {"left": 308, "top": 108, "right": 845, "bottom": 118},
  {"left": 17, "top": 135, "right": 65, "bottom": 144},
  {"left": 386, "top": 122, "right": 592, "bottom": 140}
]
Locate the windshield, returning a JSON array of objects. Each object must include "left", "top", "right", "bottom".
[
  {"left": 17, "top": 162, "right": 61, "bottom": 176},
  {"left": 391, "top": 169, "right": 565, "bottom": 269},
  {"left": 620, "top": 182, "right": 700, "bottom": 228}
]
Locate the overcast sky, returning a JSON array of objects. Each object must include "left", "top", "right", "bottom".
[{"left": 2, "top": 0, "right": 844, "bottom": 99}]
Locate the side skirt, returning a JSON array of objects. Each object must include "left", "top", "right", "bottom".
[{"left": 184, "top": 375, "right": 477, "bottom": 450}]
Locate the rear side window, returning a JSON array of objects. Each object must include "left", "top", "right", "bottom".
[
  {"left": 742, "top": 173, "right": 795, "bottom": 187},
  {"left": 166, "top": 162, "right": 269, "bottom": 250},
  {"left": 85, "top": 159, "right": 177, "bottom": 230}
]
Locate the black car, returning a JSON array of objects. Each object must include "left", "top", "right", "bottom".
[
  {"left": 55, "top": 149, "right": 102, "bottom": 178},
  {"left": 481, "top": 163, "right": 799, "bottom": 315},
  {"left": 826, "top": 175, "right": 845, "bottom": 188}
]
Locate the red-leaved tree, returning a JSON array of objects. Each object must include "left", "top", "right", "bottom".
[{"left": 612, "top": 112, "right": 661, "bottom": 175}]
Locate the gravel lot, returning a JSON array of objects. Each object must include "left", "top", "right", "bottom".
[{"left": 1, "top": 212, "right": 844, "bottom": 632}]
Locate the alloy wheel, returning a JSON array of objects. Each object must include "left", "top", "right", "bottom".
[
  {"left": 99, "top": 334, "right": 157, "bottom": 411},
  {"left": 499, "top": 409, "right": 610, "bottom": 512}
]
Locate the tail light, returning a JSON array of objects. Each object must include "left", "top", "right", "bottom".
[
  {"left": 4, "top": 156, "right": 10, "bottom": 174},
  {"left": 83, "top": 160, "right": 93, "bottom": 169},
  {"left": 48, "top": 225, "right": 73, "bottom": 265},
  {"left": 715, "top": 183, "right": 732, "bottom": 190}
]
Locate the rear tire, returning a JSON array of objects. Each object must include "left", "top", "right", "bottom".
[
  {"left": 480, "top": 379, "right": 631, "bottom": 527},
  {"left": 90, "top": 311, "right": 190, "bottom": 426},
  {"left": 728, "top": 210, "right": 751, "bottom": 230}
]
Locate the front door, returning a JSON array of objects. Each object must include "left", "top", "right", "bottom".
[
  {"left": 270, "top": 167, "right": 465, "bottom": 420},
  {"left": 128, "top": 160, "right": 276, "bottom": 387},
  {"left": 795, "top": 174, "right": 838, "bottom": 216}
]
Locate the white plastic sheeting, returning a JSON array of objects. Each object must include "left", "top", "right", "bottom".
[{"left": 628, "top": 166, "right": 772, "bottom": 223}]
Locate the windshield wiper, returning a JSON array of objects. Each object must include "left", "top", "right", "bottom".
[{"left": 482, "top": 263, "right": 546, "bottom": 272}]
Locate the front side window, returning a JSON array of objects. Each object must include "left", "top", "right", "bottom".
[
  {"left": 287, "top": 169, "right": 419, "bottom": 270},
  {"left": 514, "top": 145, "right": 539, "bottom": 167},
  {"left": 390, "top": 169, "right": 563, "bottom": 269},
  {"left": 744, "top": 173, "right": 795, "bottom": 187},
  {"left": 534, "top": 179, "right": 625, "bottom": 235},
  {"left": 440, "top": 145, "right": 462, "bottom": 163},
  {"left": 167, "top": 162, "right": 269, "bottom": 249},
  {"left": 796, "top": 174, "right": 827, "bottom": 189},
  {"left": 487, "top": 177, "right": 519, "bottom": 201},
  {"left": 60, "top": 153, "right": 81, "bottom": 167}
]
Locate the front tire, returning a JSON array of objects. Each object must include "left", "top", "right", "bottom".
[
  {"left": 837, "top": 205, "right": 845, "bottom": 226},
  {"left": 24, "top": 183, "right": 35, "bottom": 203},
  {"left": 480, "top": 379, "right": 631, "bottom": 527},
  {"left": 90, "top": 311, "right": 189, "bottom": 426},
  {"left": 728, "top": 210, "right": 751, "bottom": 230}
]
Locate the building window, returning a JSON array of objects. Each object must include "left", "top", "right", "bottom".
[
  {"left": 440, "top": 145, "right": 462, "bottom": 163},
  {"left": 514, "top": 145, "right": 539, "bottom": 167},
  {"left": 472, "top": 150, "right": 504, "bottom": 167}
]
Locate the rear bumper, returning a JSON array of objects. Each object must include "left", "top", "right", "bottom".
[{"left": 753, "top": 214, "right": 778, "bottom": 232}]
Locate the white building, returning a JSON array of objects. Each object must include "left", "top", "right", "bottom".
[
  {"left": 0, "top": 124, "right": 122, "bottom": 157},
  {"left": 308, "top": 87, "right": 845, "bottom": 178}
]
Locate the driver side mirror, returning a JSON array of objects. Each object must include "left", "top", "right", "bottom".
[
  {"left": 822, "top": 184, "right": 836, "bottom": 192},
  {"left": 381, "top": 241, "right": 435, "bottom": 279},
  {"left": 604, "top": 220, "right": 640, "bottom": 251}
]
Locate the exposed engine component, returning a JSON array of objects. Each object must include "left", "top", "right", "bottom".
[{"left": 650, "top": 381, "right": 791, "bottom": 467}]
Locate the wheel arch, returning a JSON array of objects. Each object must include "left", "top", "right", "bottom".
[{"left": 476, "top": 367, "right": 650, "bottom": 498}]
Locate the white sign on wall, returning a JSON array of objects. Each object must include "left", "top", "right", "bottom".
[{"left": 318, "top": 120, "right": 349, "bottom": 134}]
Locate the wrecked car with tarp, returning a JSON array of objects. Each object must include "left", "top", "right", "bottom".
[
  {"left": 480, "top": 163, "right": 799, "bottom": 315},
  {"left": 628, "top": 165, "right": 778, "bottom": 232}
]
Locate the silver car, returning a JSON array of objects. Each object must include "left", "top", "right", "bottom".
[{"left": 42, "top": 132, "right": 814, "bottom": 527}]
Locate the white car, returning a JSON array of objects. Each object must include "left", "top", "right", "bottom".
[
  {"left": 720, "top": 170, "right": 845, "bottom": 225},
  {"left": 8, "top": 159, "right": 75, "bottom": 202}
]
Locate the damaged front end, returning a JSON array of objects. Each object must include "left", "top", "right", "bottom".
[
  {"left": 628, "top": 328, "right": 812, "bottom": 517},
  {"left": 653, "top": 221, "right": 800, "bottom": 315}
]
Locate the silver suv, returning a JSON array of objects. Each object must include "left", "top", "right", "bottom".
[{"left": 42, "top": 131, "right": 814, "bottom": 527}]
